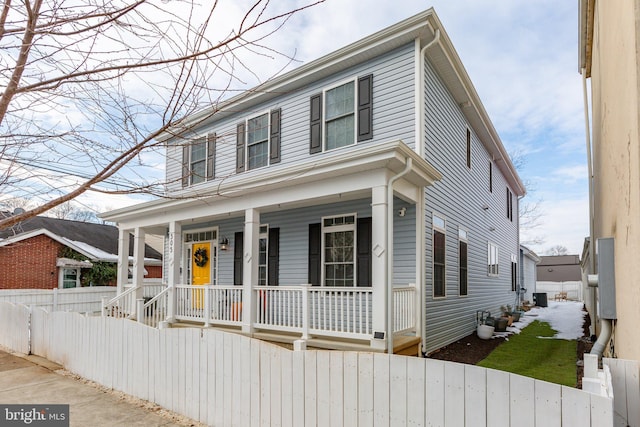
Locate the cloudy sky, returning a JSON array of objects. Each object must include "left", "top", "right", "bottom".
[{"left": 71, "top": 0, "right": 588, "bottom": 256}]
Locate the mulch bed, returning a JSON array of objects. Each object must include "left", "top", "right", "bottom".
[{"left": 427, "top": 305, "right": 594, "bottom": 388}]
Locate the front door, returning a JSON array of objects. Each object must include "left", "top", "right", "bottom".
[{"left": 191, "top": 242, "right": 211, "bottom": 309}]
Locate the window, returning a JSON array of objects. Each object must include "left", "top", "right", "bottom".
[
  {"left": 466, "top": 128, "right": 471, "bottom": 168},
  {"left": 322, "top": 214, "right": 356, "bottom": 287},
  {"left": 236, "top": 109, "right": 281, "bottom": 173},
  {"left": 459, "top": 228, "right": 468, "bottom": 296},
  {"left": 433, "top": 214, "right": 446, "bottom": 298},
  {"left": 506, "top": 188, "right": 513, "bottom": 221},
  {"left": 247, "top": 113, "right": 269, "bottom": 170},
  {"left": 258, "top": 225, "right": 268, "bottom": 286},
  {"left": 489, "top": 162, "right": 493, "bottom": 193},
  {"left": 488, "top": 242, "right": 499, "bottom": 276},
  {"left": 511, "top": 254, "right": 518, "bottom": 292},
  {"left": 182, "top": 133, "right": 215, "bottom": 186},
  {"left": 309, "top": 74, "right": 373, "bottom": 154},
  {"left": 62, "top": 268, "right": 79, "bottom": 288}
]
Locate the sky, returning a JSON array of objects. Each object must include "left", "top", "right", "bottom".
[{"left": 6, "top": 0, "right": 589, "bottom": 256}]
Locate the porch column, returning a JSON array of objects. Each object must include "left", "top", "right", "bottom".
[
  {"left": 166, "top": 221, "right": 182, "bottom": 323},
  {"left": 132, "top": 227, "right": 146, "bottom": 316},
  {"left": 371, "top": 185, "right": 388, "bottom": 350},
  {"left": 242, "top": 208, "right": 260, "bottom": 335},
  {"left": 116, "top": 228, "right": 130, "bottom": 295}
]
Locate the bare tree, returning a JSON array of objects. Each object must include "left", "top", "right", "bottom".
[
  {"left": 0, "top": 0, "right": 324, "bottom": 231},
  {"left": 546, "top": 245, "right": 569, "bottom": 256},
  {"left": 50, "top": 201, "right": 100, "bottom": 223},
  {"left": 510, "top": 149, "right": 545, "bottom": 246}
]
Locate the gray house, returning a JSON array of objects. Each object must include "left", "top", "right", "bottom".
[
  {"left": 102, "top": 9, "right": 524, "bottom": 355},
  {"left": 519, "top": 245, "right": 541, "bottom": 304}
]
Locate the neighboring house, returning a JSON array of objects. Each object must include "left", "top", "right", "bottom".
[
  {"left": 0, "top": 214, "right": 162, "bottom": 289},
  {"left": 519, "top": 245, "right": 540, "bottom": 304},
  {"left": 579, "top": 0, "right": 640, "bottom": 359},
  {"left": 102, "top": 9, "right": 524, "bottom": 355},
  {"left": 536, "top": 255, "right": 581, "bottom": 282}
]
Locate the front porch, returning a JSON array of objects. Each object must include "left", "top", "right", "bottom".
[{"left": 101, "top": 141, "right": 441, "bottom": 353}]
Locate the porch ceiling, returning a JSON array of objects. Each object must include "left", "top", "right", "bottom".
[{"left": 103, "top": 140, "right": 441, "bottom": 229}]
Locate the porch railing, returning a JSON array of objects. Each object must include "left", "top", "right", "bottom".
[
  {"left": 174, "top": 285, "right": 243, "bottom": 326},
  {"left": 393, "top": 284, "right": 416, "bottom": 334},
  {"left": 102, "top": 285, "right": 137, "bottom": 319},
  {"left": 128, "top": 283, "right": 416, "bottom": 343},
  {"left": 137, "top": 286, "right": 170, "bottom": 328}
]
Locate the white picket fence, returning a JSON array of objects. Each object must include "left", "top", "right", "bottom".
[
  {"left": 604, "top": 358, "right": 640, "bottom": 427},
  {"left": 0, "top": 301, "right": 615, "bottom": 426},
  {"left": 0, "top": 287, "right": 117, "bottom": 313}
]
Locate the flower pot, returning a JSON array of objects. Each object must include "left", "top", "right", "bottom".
[
  {"left": 494, "top": 317, "right": 508, "bottom": 332},
  {"left": 511, "top": 311, "right": 522, "bottom": 322},
  {"left": 477, "top": 324, "right": 495, "bottom": 340}
]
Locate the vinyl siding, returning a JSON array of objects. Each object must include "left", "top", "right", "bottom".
[
  {"left": 165, "top": 42, "right": 416, "bottom": 194},
  {"left": 422, "top": 58, "right": 519, "bottom": 354},
  {"left": 164, "top": 197, "right": 415, "bottom": 287}
]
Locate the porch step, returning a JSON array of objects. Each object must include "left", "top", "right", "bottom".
[{"left": 392, "top": 335, "right": 421, "bottom": 356}]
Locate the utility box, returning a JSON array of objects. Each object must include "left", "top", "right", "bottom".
[{"left": 597, "top": 237, "right": 617, "bottom": 319}]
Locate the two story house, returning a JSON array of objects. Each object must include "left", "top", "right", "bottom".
[{"left": 102, "top": 8, "right": 525, "bottom": 355}]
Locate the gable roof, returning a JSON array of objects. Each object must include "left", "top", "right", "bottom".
[
  {"left": 0, "top": 215, "right": 162, "bottom": 262},
  {"left": 159, "top": 8, "right": 524, "bottom": 196}
]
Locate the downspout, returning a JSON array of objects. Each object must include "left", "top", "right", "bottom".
[
  {"left": 387, "top": 157, "right": 413, "bottom": 354},
  {"left": 582, "top": 67, "right": 611, "bottom": 356},
  {"left": 417, "top": 27, "right": 441, "bottom": 356}
]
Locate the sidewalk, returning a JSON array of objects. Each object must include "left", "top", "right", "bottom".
[{"left": 0, "top": 350, "right": 203, "bottom": 427}]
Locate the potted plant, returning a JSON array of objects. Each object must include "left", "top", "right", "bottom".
[
  {"left": 500, "top": 305, "right": 514, "bottom": 326},
  {"left": 476, "top": 311, "right": 495, "bottom": 339}
]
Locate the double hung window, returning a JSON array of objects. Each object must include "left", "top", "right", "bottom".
[
  {"left": 236, "top": 109, "right": 281, "bottom": 173},
  {"left": 459, "top": 228, "right": 468, "bottom": 296},
  {"left": 433, "top": 214, "right": 446, "bottom": 298},
  {"left": 488, "top": 242, "right": 499, "bottom": 276},
  {"left": 182, "top": 134, "right": 215, "bottom": 187},
  {"left": 322, "top": 214, "right": 356, "bottom": 287},
  {"left": 309, "top": 74, "right": 373, "bottom": 154}
]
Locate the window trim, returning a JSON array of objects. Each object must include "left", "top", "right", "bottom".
[
  {"left": 258, "top": 224, "right": 269, "bottom": 286},
  {"left": 322, "top": 78, "right": 358, "bottom": 152},
  {"left": 488, "top": 241, "right": 499, "bottom": 277},
  {"left": 432, "top": 213, "right": 446, "bottom": 299},
  {"left": 511, "top": 253, "right": 518, "bottom": 292},
  {"left": 458, "top": 227, "right": 468, "bottom": 297},
  {"left": 489, "top": 161, "right": 493, "bottom": 193},
  {"left": 506, "top": 187, "right": 514, "bottom": 221},
  {"left": 245, "top": 110, "right": 272, "bottom": 171},
  {"left": 466, "top": 128, "right": 472, "bottom": 169},
  {"left": 59, "top": 267, "right": 81, "bottom": 289},
  {"left": 321, "top": 213, "right": 357, "bottom": 287},
  {"left": 183, "top": 133, "right": 215, "bottom": 187}
]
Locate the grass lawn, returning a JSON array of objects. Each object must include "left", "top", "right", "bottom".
[{"left": 477, "top": 320, "right": 577, "bottom": 386}]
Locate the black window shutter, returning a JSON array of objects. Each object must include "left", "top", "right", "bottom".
[
  {"left": 234, "top": 231, "right": 244, "bottom": 286},
  {"left": 268, "top": 228, "right": 279, "bottom": 286},
  {"left": 308, "top": 223, "right": 321, "bottom": 286},
  {"left": 181, "top": 144, "right": 189, "bottom": 187},
  {"left": 206, "top": 133, "right": 216, "bottom": 180},
  {"left": 309, "top": 94, "right": 323, "bottom": 154},
  {"left": 357, "top": 217, "right": 372, "bottom": 287},
  {"left": 357, "top": 74, "right": 373, "bottom": 142},
  {"left": 270, "top": 109, "right": 281, "bottom": 164},
  {"left": 236, "top": 123, "right": 246, "bottom": 173}
]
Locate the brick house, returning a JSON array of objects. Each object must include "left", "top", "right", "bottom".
[{"left": 0, "top": 214, "right": 162, "bottom": 289}]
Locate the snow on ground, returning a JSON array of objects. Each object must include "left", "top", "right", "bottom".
[{"left": 496, "top": 301, "right": 586, "bottom": 340}]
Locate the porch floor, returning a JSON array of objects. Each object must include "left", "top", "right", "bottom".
[{"left": 168, "top": 321, "right": 421, "bottom": 356}]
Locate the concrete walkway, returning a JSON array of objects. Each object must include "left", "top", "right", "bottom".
[{"left": 0, "top": 350, "right": 202, "bottom": 427}]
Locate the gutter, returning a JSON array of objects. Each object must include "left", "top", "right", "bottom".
[
  {"left": 387, "top": 157, "right": 413, "bottom": 354},
  {"left": 417, "top": 27, "right": 441, "bottom": 356}
]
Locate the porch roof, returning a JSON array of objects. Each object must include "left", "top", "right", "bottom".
[{"left": 101, "top": 140, "right": 441, "bottom": 229}]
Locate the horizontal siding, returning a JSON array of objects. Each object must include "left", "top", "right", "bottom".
[
  {"left": 163, "top": 197, "right": 416, "bottom": 288},
  {"left": 165, "top": 42, "right": 416, "bottom": 194},
  {"left": 422, "top": 58, "right": 519, "bottom": 354}
]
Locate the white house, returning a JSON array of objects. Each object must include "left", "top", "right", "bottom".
[{"left": 102, "top": 9, "right": 524, "bottom": 355}]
